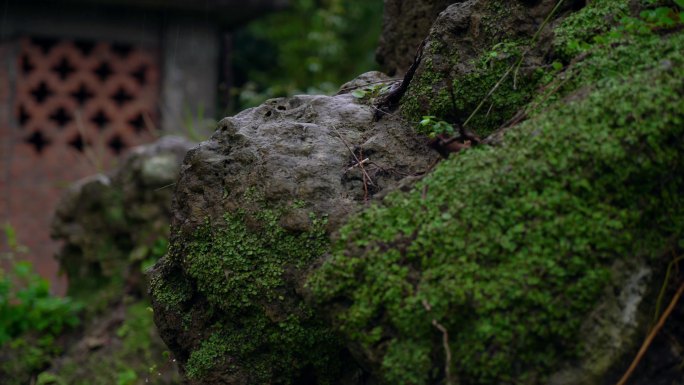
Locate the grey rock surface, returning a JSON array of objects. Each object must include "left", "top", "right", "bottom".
[
  {"left": 151, "top": 88, "right": 438, "bottom": 384},
  {"left": 170, "top": 92, "right": 437, "bottom": 236}
]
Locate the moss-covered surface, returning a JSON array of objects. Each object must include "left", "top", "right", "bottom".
[
  {"left": 552, "top": 0, "right": 630, "bottom": 60},
  {"left": 151, "top": 202, "right": 355, "bottom": 384},
  {"left": 399, "top": 1, "right": 550, "bottom": 137},
  {"left": 309, "top": 12, "right": 684, "bottom": 385}
]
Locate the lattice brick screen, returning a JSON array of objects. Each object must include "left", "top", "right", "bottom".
[
  {"left": 15, "top": 36, "right": 160, "bottom": 158},
  {"left": 2, "top": 36, "right": 162, "bottom": 294}
]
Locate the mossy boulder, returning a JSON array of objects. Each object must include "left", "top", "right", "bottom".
[
  {"left": 52, "top": 136, "right": 193, "bottom": 303},
  {"left": 400, "top": 0, "right": 587, "bottom": 138},
  {"left": 149, "top": 91, "right": 437, "bottom": 384},
  {"left": 41, "top": 136, "right": 193, "bottom": 384},
  {"left": 309, "top": 3, "right": 684, "bottom": 385},
  {"left": 149, "top": 1, "right": 684, "bottom": 384}
]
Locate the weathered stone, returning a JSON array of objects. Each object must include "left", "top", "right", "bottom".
[
  {"left": 52, "top": 135, "right": 194, "bottom": 297},
  {"left": 150, "top": 2, "right": 684, "bottom": 385},
  {"left": 150, "top": 89, "right": 438, "bottom": 384},
  {"left": 336, "top": 70, "right": 391, "bottom": 95},
  {"left": 310, "top": 1, "right": 684, "bottom": 384},
  {"left": 42, "top": 136, "right": 194, "bottom": 384},
  {"left": 400, "top": 0, "right": 582, "bottom": 137}
]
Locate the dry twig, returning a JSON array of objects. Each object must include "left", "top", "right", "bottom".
[
  {"left": 331, "top": 126, "right": 374, "bottom": 202},
  {"left": 421, "top": 299, "right": 456, "bottom": 385},
  {"left": 616, "top": 280, "right": 684, "bottom": 385}
]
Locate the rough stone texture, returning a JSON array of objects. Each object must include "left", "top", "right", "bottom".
[
  {"left": 336, "top": 70, "right": 391, "bottom": 95},
  {"left": 150, "top": 89, "right": 438, "bottom": 384},
  {"left": 150, "top": 2, "right": 684, "bottom": 385},
  {"left": 52, "top": 136, "right": 194, "bottom": 297},
  {"left": 375, "top": 0, "right": 454, "bottom": 76},
  {"left": 167, "top": 93, "right": 436, "bottom": 236},
  {"left": 399, "top": 0, "right": 583, "bottom": 137}
]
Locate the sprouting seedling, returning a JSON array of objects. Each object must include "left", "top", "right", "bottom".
[
  {"left": 351, "top": 83, "right": 392, "bottom": 100},
  {"left": 418, "top": 116, "right": 455, "bottom": 138}
]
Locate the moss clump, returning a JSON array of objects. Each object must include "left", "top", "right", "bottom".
[
  {"left": 553, "top": 0, "right": 629, "bottom": 59},
  {"left": 451, "top": 44, "right": 542, "bottom": 137},
  {"left": 310, "top": 26, "right": 684, "bottom": 385},
  {"left": 171, "top": 206, "right": 349, "bottom": 384},
  {"left": 401, "top": 38, "right": 543, "bottom": 138},
  {"left": 399, "top": 57, "right": 453, "bottom": 128}
]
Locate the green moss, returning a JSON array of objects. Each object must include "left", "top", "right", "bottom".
[
  {"left": 178, "top": 206, "right": 348, "bottom": 383},
  {"left": 400, "top": 52, "right": 451, "bottom": 126},
  {"left": 149, "top": 263, "right": 192, "bottom": 310},
  {"left": 452, "top": 48, "right": 540, "bottom": 136},
  {"left": 553, "top": 0, "right": 630, "bottom": 59},
  {"left": 402, "top": 39, "right": 542, "bottom": 138},
  {"left": 310, "top": 28, "right": 684, "bottom": 385}
]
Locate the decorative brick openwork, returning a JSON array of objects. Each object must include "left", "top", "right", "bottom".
[
  {"left": 1, "top": 36, "right": 161, "bottom": 294},
  {"left": 16, "top": 36, "right": 160, "bottom": 158}
]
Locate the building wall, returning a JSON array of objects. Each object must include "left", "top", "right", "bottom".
[{"left": 0, "top": 2, "right": 221, "bottom": 294}]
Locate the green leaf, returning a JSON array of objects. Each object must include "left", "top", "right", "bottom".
[
  {"left": 676, "top": 0, "right": 684, "bottom": 8},
  {"left": 351, "top": 90, "right": 367, "bottom": 99}
]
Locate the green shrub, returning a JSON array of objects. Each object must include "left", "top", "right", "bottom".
[{"left": 1, "top": 224, "right": 82, "bottom": 383}]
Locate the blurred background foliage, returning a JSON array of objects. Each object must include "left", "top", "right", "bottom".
[
  {"left": 0, "top": 2, "right": 385, "bottom": 382},
  {"left": 230, "top": 0, "right": 384, "bottom": 112}
]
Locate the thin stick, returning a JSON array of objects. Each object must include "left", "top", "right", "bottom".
[
  {"left": 432, "top": 319, "right": 455, "bottom": 385},
  {"left": 332, "top": 126, "right": 374, "bottom": 187},
  {"left": 347, "top": 158, "right": 370, "bottom": 171},
  {"left": 462, "top": 65, "right": 514, "bottom": 128},
  {"left": 615, "top": 280, "right": 684, "bottom": 385},
  {"left": 465, "top": 0, "right": 564, "bottom": 127},
  {"left": 513, "top": 0, "right": 565, "bottom": 88},
  {"left": 154, "top": 182, "right": 177, "bottom": 192},
  {"left": 651, "top": 255, "right": 684, "bottom": 328},
  {"left": 422, "top": 299, "right": 456, "bottom": 385}
]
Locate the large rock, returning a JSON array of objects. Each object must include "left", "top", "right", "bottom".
[
  {"left": 150, "top": 2, "right": 684, "bottom": 385},
  {"left": 399, "top": 0, "right": 583, "bottom": 137},
  {"left": 310, "top": 1, "right": 684, "bottom": 385},
  {"left": 43, "top": 136, "right": 194, "bottom": 384},
  {"left": 52, "top": 136, "right": 194, "bottom": 298},
  {"left": 150, "top": 91, "right": 437, "bottom": 384}
]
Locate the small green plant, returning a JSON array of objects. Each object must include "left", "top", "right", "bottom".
[
  {"left": 599, "top": 4, "right": 683, "bottom": 43},
  {"left": 417, "top": 115, "right": 455, "bottom": 138},
  {"left": 351, "top": 83, "right": 392, "bottom": 100},
  {"left": 1, "top": 225, "right": 82, "bottom": 345},
  {"left": 1, "top": 224, "right": 83, "bottom": 383}
]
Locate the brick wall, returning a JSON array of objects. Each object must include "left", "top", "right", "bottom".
[{"left": 1, "top": 36, "right": 161, "bottom": 294}]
